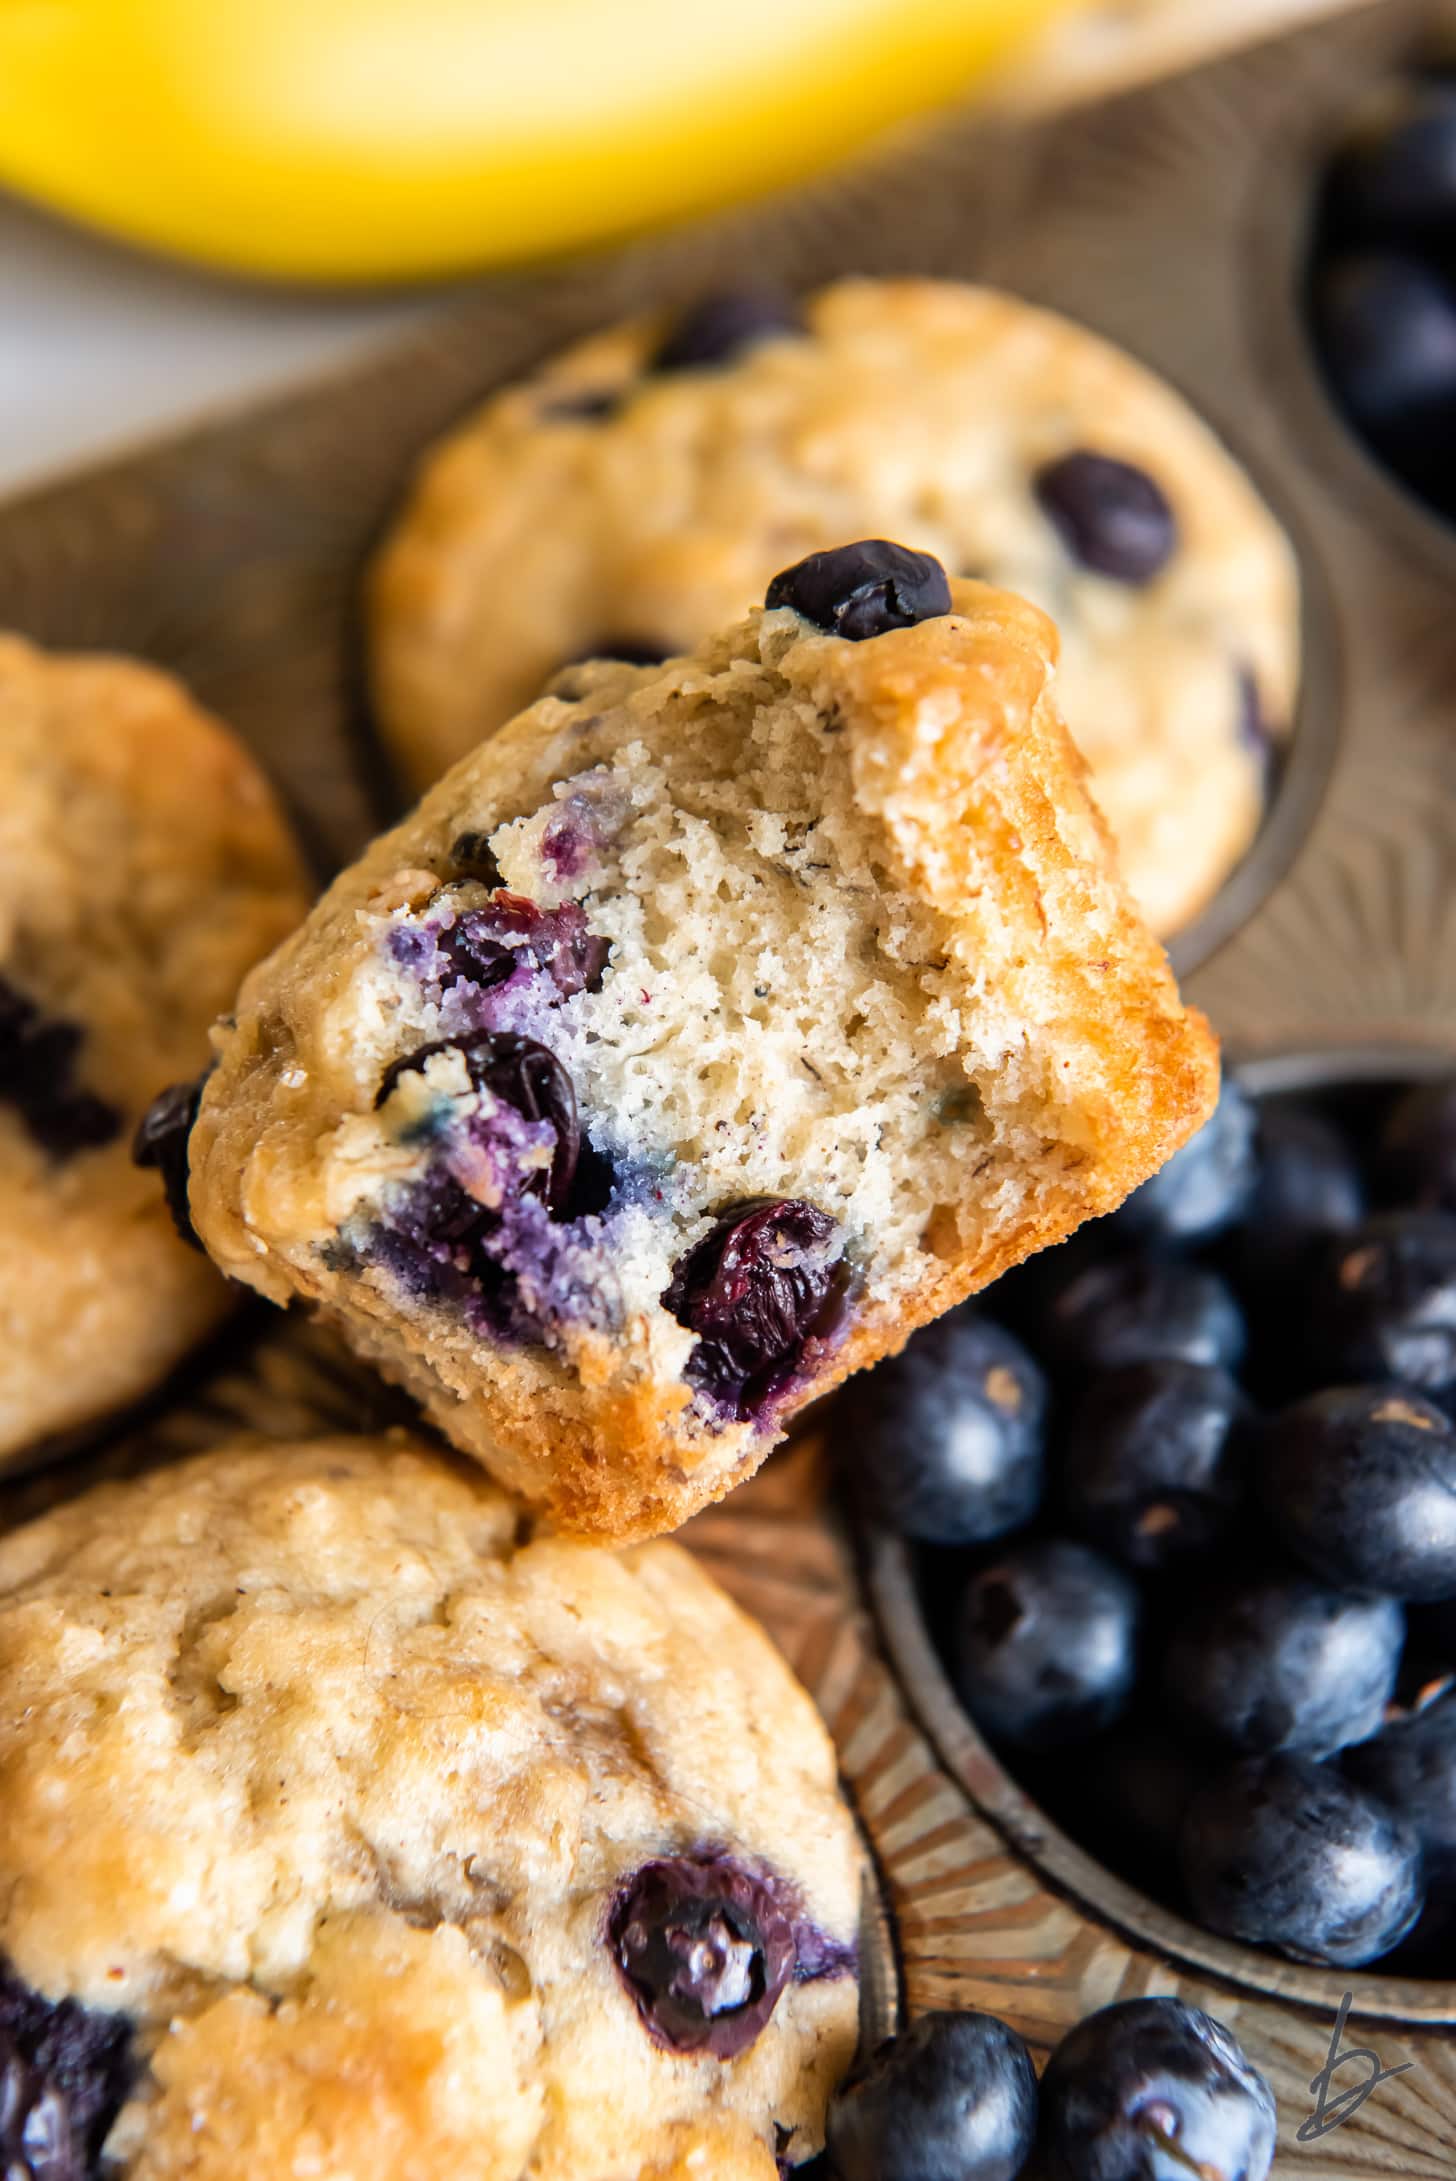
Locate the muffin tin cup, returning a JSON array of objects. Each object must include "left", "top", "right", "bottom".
[{"left": 3, "top": 0, "right": 1456, "bottom": 2165}]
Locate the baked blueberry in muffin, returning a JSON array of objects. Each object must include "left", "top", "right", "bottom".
[{"left": 187, "top": 551, "right": 1216, "bottom": 1538}]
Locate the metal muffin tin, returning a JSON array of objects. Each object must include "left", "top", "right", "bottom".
[{"left": 2, "top": 1, "right": 1454, "bottom": 2168}]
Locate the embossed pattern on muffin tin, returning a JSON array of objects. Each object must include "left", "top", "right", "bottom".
[{"left": 2, "top": 1, "right": 1456, "bottom": 2168}]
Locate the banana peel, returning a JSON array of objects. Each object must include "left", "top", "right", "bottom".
[{"left": 0, "top": 0, "right": 1081, "bottom": 284}]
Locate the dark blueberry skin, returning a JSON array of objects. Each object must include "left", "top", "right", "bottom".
[
  {"left": 1408, "top": 1589, "right": 1456, "bottom": 1659},
  {"left": 1071, "top": 1724, "right": 1209, "bottom": 1893},
  {"left": 1061, "top": 1362, "right": 1249, "bottom": 1571},
  {"left": 0, "top": 1962, "right": 133, "bottom": 2180},
  {"left": 1306, "top": 1212, "right": 1456, "bottom": 1398},
  {"left": 1259, "top": 1385, "right": 1456, "bottom": 1599},
  {"left": 1376, "top": 1883, "right": 1456, "bottom": 1978},
  {"left": 650, "top": 290, "right": 803, "bottom": 373},
  {"left": 1110, "top": 1081, "right": 1258, "bottom": 1250},
  {"left": 1179, "top": 1753, "right": 1424, "bottom": 1965},
  {"left": 1223, "top": 1105, "right": 1364, "bottom": 1358},
  {"left": 608, "top": 1853, "right": 796, "bottom": 2058},
  {"left": 841, "top": 1312, "right": 1046, "bottom": 1546},
  {"left": 955, "top": 1538, "right": 1139, "bottom": 1752},
  {"left": 378, "top": 1031, "right": 582, "bottom": 1216},
  {"left": 1326, "top": 79, "right": 1456, "bottom": 245},
  {"left": 1243, "top": 1101, "right": 1364, "bottom": 1264},
  {"left": 1033, "top": 452, "right": 1178, "bottom": 586},
  {"left": 435, "top": 889, "right": 609, "bottom": 1003},
  {"left": 765, "top": 541, "right": 952, "bottom": 642},
  {"left": 1313, "top": 253, "right": 1456, "bottom": 435},
  {"left": 132, "top": 1072, "right": 210, "bottom": 1250},
  {"left": 1163, "top": 1574, "right": 1403, "bottom": 1758},
  {"left": 826, "top": 2010, "right": 1038, "bottom": 2181},
  {"left": 1377, "top": 1078, "right": 1456, "bottom": 1211},
  {"left": 1043, "top": 1259, "right": 1246, "bottom": 1378},
  {"left": 447, "top": 830, "right": 503, "bottom": 886},
  {"left": 1346, "top": 1685, "right": 1456, "bottom": 1875},
  {"left": 663, "top": 1198, "right": 848, "bottom": 1425},
  {"left": 0, "top": 973, "right": 120, "bottom": 1163},
  {"left": 1039, "top": 1999, "right": 1276, "bottom": 2181}
]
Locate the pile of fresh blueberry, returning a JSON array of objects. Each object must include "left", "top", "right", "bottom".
[
  {"left": 841, "top": 1071, "right": 1456, "bottom": 1973},
  {"left": 822, "top": 1995, "right": 1275, "bottom": 2181},
  {"left": 1309, "top": 56, "right": 1456, "bottom": 522}
]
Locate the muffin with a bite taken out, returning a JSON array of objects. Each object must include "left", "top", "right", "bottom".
[{"left": 167, "top": 545, "right": 1217, "bottom": 1540}]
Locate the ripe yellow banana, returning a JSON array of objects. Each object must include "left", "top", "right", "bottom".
[{"left": 0, "top": 0, "right": 1081, "bottom": 283}]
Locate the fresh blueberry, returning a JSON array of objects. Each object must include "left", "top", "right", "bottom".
[
  {"left": 1326, "top": 79, "right": 1456, "bottom": 244},
  {"left": 1042, "top": 1258, "right": 1246, "bottom": 1377},
  {"left": 1163, "top": 1573, "right": 1403, "bottom": 1757},
  {"left": 1408, "top": 1590, "right": 1456, "bottom": 1659},
  {"left": 608, "top": 1852, "right": 797, "bottom": 2058},
  {"left": 1110, "top": 1081, "right": 1258, "bottom": 1249},
  {"left": 841, "top": 1312, "right": 1046, "bottom": 1545},
  {"left": 0, "top": 1962, "right": 133, "bottom": 2180},
  {"left": 1181, "top": 1753, "right": 1424, "bottom": 1965},
  {"left": 955, "top": 1538, "right": 1139, "bottom": 1751},
  {"left": 0, "top": 972, "right": 121, "bottom": 1164},
  {"left": 1061, "top": 1362, "right": 1249, "bottom": 1571},
  {"left": 1313, "top": 253, "right": 1456, "bottom": 433},
  {"left": 765, "top": 541, "right": 953, "bottom": 642},
  {"left": 133, "top": 1072, "right": 210, "bottom": 1249},
  {"left": 663, "top": 1198, "right": 849, "bottom": 1425},
  {"left": 1373, "top": 1884, "right": 1456, "bottom": 1978},
  {"left": 650, "top": 290, "right": 803, "bottom": 372},
  {"left": 1259, "top": 1385, "right": 1456, "bottom": 1598},
  {"left": 826, "top": 2010, "right": 1038, "bottom": 2181},
  {"left": 1346, "top": 1682, "right": 1456, "bottom": 1876},
  {"left": 1376, "top": 1078, "right": 1456, "bottom": 1210},
  {"left": 1247, "top": 1101, "right": 1364, "bottom": 1256},
  {"left": 1305, "top": 1212, "right": 1456, "bottom": 1400},
  {"left": 1033, "top": 451, "right": 1178, "bottom": 585},
  {"left": 1223, "top": 1103, "right": 1364, "bottom": 1341},
  {"left": 378, "top": 1031, "right": 582, "bottom": 1215},
  {"left": 1070, "top": 1723, "right": 1210, "bottom": 1892},
  {"left": 1039, "top": 1998, "right": 1276, "bottom": 2181}
]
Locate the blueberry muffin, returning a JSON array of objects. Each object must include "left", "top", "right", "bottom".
[
  {"left": 0, "top": 1434, "right": 860, "bottom": 2178},
  {"left": 369, "top": 278, "right": 1299, "bottom": 935},
  {"left": 183, "top": 550, "right": 1218, "bottom": 1539},
  {"left": 0, "top": 635, "right": 308, "bottom": 1464}
]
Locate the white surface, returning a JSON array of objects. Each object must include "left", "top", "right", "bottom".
[{"left": 0, "top": 192, "right": 435, "bottom": 499}]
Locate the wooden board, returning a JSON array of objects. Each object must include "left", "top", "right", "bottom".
[{"left": 2, "top": 2, "right": 1453, "bottom": 2168}]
